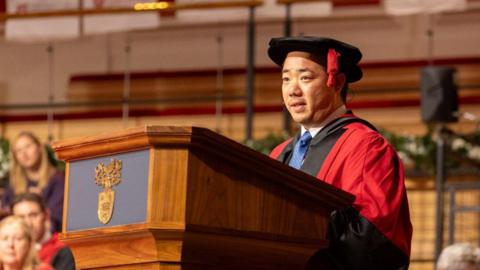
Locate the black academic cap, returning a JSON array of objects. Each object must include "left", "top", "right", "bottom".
[{"left": 268, "top": 36, "right": 363, "bottom": 83}]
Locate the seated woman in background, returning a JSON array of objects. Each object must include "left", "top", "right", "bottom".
[
  {"left": 2, "top": 132, "right": 64, "bottom": 233},
  {"left": 0, "top": 215, "right": 53, "bottom": 270}
]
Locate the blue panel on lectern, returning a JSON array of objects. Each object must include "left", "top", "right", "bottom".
[{"left": 66, "top": 150, "right": 150, "bottom": 231}]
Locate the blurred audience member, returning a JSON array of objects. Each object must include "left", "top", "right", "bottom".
[
  {"left": 437, "top": 242, "right": 480, "bottom": 270},
  {"left": 12, "top": 193, "right": 74, "bottom": 270},
  {"left": 2, "top": 132, "right": 64, "bottom": 233},
  {"left": 0, "top": 215, "right": 53, "bottom": 270}
]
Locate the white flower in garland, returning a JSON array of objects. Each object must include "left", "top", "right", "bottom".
[
  {"left": 404, "top": 137, "right": 427, "bottom": 155},
  {"left": 467, "top": 145, "right": 480, "bottom": 161},
  {"left": 398, "top": 151, "right": 413, "bottom": 167},
  {"left": 449, "top": 136, "right": 480, "bottom": 162},
  {"left": 451, "top": 138, "right": 467, "bottom": 151},
  {"left": 0, "top": 145, "right": 9, "bottom": 179}
]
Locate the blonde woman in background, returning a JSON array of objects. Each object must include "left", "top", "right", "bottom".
[
  {"left": 1, "top": 132, "right": 64, "bottom": 233},
  {"left": 0, "top": 216, "right": 53, "bottom": 270}
]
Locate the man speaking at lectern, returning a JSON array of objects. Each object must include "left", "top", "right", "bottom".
[{"left": 268, "top": 36, "right": 412, "bottom": 270}]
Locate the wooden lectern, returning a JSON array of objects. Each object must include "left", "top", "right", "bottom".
[{"left": 52, "top": 126, "right": 354, "bottom": 270}]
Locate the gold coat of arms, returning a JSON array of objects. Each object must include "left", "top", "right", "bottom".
[{"left": 95, "top": 159, "right": 122, "bottom": 224}]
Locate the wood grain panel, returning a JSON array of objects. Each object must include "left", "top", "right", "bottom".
[
  {"left": 62, "top": 227, "right": 320, "bottom": 270},
  {"left": 52, "top": 126, "right": 193, "bottom": 161},
  {"left": 147, "top": 148, "right": 188, "bottom": 227},
  {"left": 186, "top": 150, "right": 328, "bottom": 240},
  {"left": 189, "top": 127, "right": 354, "bottom": 209},
  {"left": 62, "top": 228, "right": 184, "bottom": 269},
  {"left": 180, "top": 232, "right": 321, "bottom": 270},
  {"left": 82, "top": 262, "right": 182, "bottom": 270},
  {"left": 77, "top": 262, "right": 163, "bottom": 270},
  {"left": 64, "top": 230, "right": 178, "bottom": 269}
]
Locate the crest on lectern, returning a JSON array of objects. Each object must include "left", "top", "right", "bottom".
[{"left": 95, "top": 159, "right": 122, "bottom": 224}]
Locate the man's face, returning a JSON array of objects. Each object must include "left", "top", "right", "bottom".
[
  {"left": 282, "top": 53, "right": 344, "bottom": 128},
  {"left": 12, "top": 201, "right": 46, "bottom": 242}
]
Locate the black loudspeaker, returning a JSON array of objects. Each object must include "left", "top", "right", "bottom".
[{"left": 420, "top": 66, "right": 458, "bottom": 123}]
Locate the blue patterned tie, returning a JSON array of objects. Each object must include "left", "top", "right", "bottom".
[{"left": 289, "top": 131, "right": 312, "bottom": 169}]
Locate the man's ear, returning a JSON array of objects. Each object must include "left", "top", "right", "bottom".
[{"left": 335, "top": 73, "right": 346, "bottom": 92}]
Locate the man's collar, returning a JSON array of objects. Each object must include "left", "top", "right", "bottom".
[{"left": 301, "top": 105, "right": 348, "bottom": 137}]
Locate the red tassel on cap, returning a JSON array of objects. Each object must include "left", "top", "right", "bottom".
[{"left": 327, "top": 48, "right": 340, "bottom": 88}]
